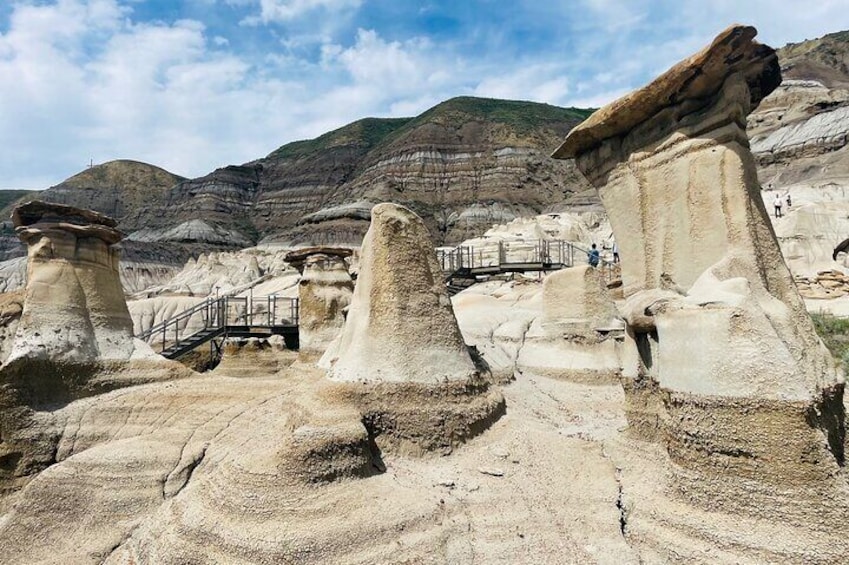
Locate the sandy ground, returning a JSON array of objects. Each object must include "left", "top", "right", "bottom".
[{"left": 0, "top": 355, "right": 642, "bottom": 564}]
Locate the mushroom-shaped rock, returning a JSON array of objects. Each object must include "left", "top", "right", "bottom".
[
  {"left": 0, "top": 201, "right": 191, "bottom": 488},
  {"left": 324, "top": 203, "right": 476, "bottom": 383},
  {"left": 297, "top": 251, "right": 354, "bottom": 360},
  {"left": 553, "top": 25, "right": 849, "bottom": 557},
  {"left": 8, "top": 201, "right": 133, "bottom": 364},
  {"left": 284, "top": 246, "right": 352, "bottom": 274}
]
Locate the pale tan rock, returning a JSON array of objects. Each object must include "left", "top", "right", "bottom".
[
  {"left": 0, "top": 202, "right": 192, "bottom": 494},
  {"left": 323, "top": 203, "right": 477, "bottom": 383},
  {"left": 8, "top": 201, "right": 134, "bottom": 364},
  {"left": 318, "top": 203, "right": 504, "bottom": 456},
  {"left": 517, "top": 266, "right": 622, "bottom": 383},
  {"left": 541, "top": 265, "right": 617, "bottom": 335},
  {"left": 0, "top": 366, "right": 637, "bottom": 564},
  {"left": 555, "top": 24, "right": 849, "bottom": 560},
  {"left": 290, "top": 249, "right": 353, "bottom": 360},
  {"left": 213, "top": 336, "right": 298, "bottom": 377}
]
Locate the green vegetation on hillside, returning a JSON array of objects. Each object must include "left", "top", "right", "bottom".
[
  {"left": 0, "top": 190, "right": 35, "bottom": 211},
  {"left": 410, "top": 96, "right": 594, "bottom": 134},
  {"left": 60, "top": 160, "right": 185, "bottom": 192},
  {"left": 811, "top": 312, "right": 849, "bottom": 368},
  {"left": 268, "top": 117, "right": 413, "bottom": 161},
  {"left": 267, "top": 96, "right": 595, "bottom": 162}
]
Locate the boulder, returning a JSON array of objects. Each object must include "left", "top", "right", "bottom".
[
  {"left": 517, "top": 265, "right": 622, "bottom": 383},
  {"left": 554, "top": 24, "right": 849, "bottom": 558},
  {"left": 541, "top": 265, "right": 617, "bottom": 335}
]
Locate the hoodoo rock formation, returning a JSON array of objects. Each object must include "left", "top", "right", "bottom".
[
  {"left": 322, "top": 203, "right": 504, "bottom": 452},
  {"left": 7, "top": 201, "right": 133, "bottom": 363},
  {"left": 0, "top": 202, "right": 190, "bottom": 494},
  {"left": 285, "top": 246, "right": 354, "bottom": 361},
  {"left": 516, "top": 265, "right": 621, "bottom": 382},
  {"left": 324, "top": 203, "right": 477, "bottom": 383},
  {"left": 555, "top": 25, "right": 849, "bottom": 560}
]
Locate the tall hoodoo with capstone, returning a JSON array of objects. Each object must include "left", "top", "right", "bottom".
[
  {"left": 555, "top": 24, "right": 848, "bottom": 532},
  {"left": 0, "top": 201, "right": 191, "bottom": 491},
  {"left": 8, "top": 201, "right": 135, "bottom": 364},
  {"left": 284, "top": 246, "right": 354, "bottom": 360}
]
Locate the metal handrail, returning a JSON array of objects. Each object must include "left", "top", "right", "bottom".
[
  {"left": 568, "top": 242, "right": 618, "bottom": 282},
  {"left": 436, "top": 239, "right": 582, "bottom": 272},
  {"left": 137, "top": 296, "right": 218, "bottom": 341},
  {"left": 435, "top": 239, "right": 618, "bottom": 283},
  {"left": 136, "top": 295, "right": 300, "bottom": 355}
]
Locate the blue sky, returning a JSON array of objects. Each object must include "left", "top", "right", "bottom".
[{"left": 1, "top": 0, "right": 848, "bottom": 189}]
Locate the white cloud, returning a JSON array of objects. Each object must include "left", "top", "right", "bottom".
[
  {"left": 0, "top": 5, "right": 462, "bottom": 188},
  {"left": 0, "top": 1, "right": 270, "bottom": 187},
  {"left": 473, "top": 63, "right": 570, "bottom": 104},
  {"left": 2, "top": 0, "right": 849, "bottom": 190},
  {"left": 329, "top": 29, "right": 433, "bottom": 88},
  {"left": 242, "top": 0, "right": 362, "bottom": 25}
]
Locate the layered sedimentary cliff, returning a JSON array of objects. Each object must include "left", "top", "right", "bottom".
[
  {"left": 750, "top": 31, "right": 849, "bottom": 186},
  {"left": 0, "top": 99, "right": 592, "bottom": 260},
  {"left": 131, "top": 99, "right": 593, "bottom": 248}
]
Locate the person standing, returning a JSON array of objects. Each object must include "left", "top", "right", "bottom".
[
  {"left": 612, "top": 241, "right": 620, "bottom": 263},
  {"left": 786, "top": 192, "right": 792, "bottom": 208},
  {"left": 588, "top": 243, "right": 600, "bottom": 267},
  {"left": 773, "top": 193, "right": 783, "bottom": 218}
]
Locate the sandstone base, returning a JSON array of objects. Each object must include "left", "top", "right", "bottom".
[{"left": 323, "top": 377, "right": 506, "bottom": 456}]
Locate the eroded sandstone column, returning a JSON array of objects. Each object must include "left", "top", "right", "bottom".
[
  {"left": 324, "top": 203, "right": 477, "bottom": 383},
  {"left": 284, "top": 247, "right": 354, "bottom": 360},
  {"left": 320, "top": 203, "right": 503, "bottom": 453},
  {"left": 7, "top": 201, "right": 134, "bottom": 364},
  {"left": 517, "top": 265, "right": 621, "bottom": 382},
  {"left": 553, "top": 25, "right": 847, "bottom": 524}
]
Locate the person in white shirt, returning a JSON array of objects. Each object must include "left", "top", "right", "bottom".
[{"left": 773, "top": 193, "right": 783, "bottom": 218}]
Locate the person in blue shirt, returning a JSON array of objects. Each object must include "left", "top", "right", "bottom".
[{"left": 588, "top": 243, "right": 600, "bottom": 267}]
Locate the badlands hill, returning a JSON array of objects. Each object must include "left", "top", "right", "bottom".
[
  {"left": 1, "top": 98, "right": 593, "bottom": 257},
  {"left": 128, "top": 97, "right": 595, "bottom": 248},
  {"left": 0, "top": 162, "right": 239, "bottom": 292},
  {"left": 17, "top": 160, "right": 186, "bottom": 229},
  {"left": 779, "top": 30, "right": 849, "bottom": 88},
  {"left": 0, "top": 30, "right": 847, "bottom": 283}
]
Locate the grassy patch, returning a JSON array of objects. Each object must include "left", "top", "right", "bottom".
[
  {"left": 412, "top": 96, "right": 594, "bottom": 133},
  {"left": 266, "top": 96, "right": 596, "bottom": 162},
  {"left": 810, "top": 312, "right": 849, "bottom": 367},
  {"left": 0, "top": 190, "right": 35, "bottom": 209},
  {"left": 268, "top": 117, "right": 412, "bottom": 161}
]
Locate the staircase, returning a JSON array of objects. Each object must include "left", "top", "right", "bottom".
[
  {"left": 136, "top": 295, "right": 299, "bottom": 360},
  {"left": 159, "top": 326, "right": 227, "bottom": 359}
]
